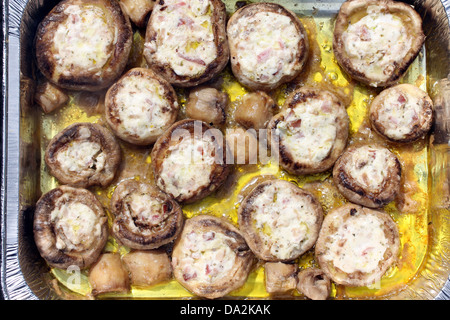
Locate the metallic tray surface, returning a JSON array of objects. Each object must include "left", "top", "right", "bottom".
[{"left": 1, "top": 0, "right": 450, "bottom": 300}]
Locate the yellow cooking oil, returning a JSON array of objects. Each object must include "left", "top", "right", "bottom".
[{"left": 43, "top": 10, "right": 430, "bottom": 300}]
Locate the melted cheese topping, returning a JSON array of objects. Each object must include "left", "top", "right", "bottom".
[
  {"left": 276, "top": 97, "right": 337, "bottom": 164},
  {"left": 228, "top": 11, "right": 302, "bottom": 84},
  {"left": 345, "top": 146, "right": 395, "bottom": 191},
  {"left": 145, "top": 0, "right": 217, "bottom": 77},
  {"left": 53, "top": 4, "right": 115, "bottom": 76},
  {"left": 251, "top": 183, "right": 319, "bottom": 260},
  {"left": 178, "top": 230, "right": 237, "bottom": 283},
  {"left": 55, "top": 140, "right": 105, "bottom": 175},
  {"left": 323, "top": 209, "right": 389, "bottom": 274},
  {"left": 51, "top": 198, "right": 102, "bottom": 251},
  {"left": 157, "top": 135, "right": 216, "bottom": 199},
  {"left": 342, "top": 5, "right": 412, "bottom": 84},
  {"left": 376, "top": 89, "right": 423, "bottom": 140},
  {"left": 113, "top": 75, "right": 176, "bottom": 139}
]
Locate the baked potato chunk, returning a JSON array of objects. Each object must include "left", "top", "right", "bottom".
[
  {"left": 171, "top": 215, "right": 255, "bottom": 299},
  {"left": 238, "top": 179, "right": 323, "bottom": 262},
  {"left": 89, "top": 253, "right": 130, "bottom": 295},
  {"left": 369, "top": 84, "right": 433, "bottom": 143},
  {"left": 110, "top": 179, "right": 184, "bottom": 250},
  {"left": 151, "top": 119, "right": 230, "bottom": 203},
  {"left": 264, "top": 262, "right": 298, "bottom": 295},
  {"left": 122, "top": 250, "right": 172, "bottom": 287},
  {"left": 227, "top": 2, "right": 309, "bottom": 91},
  {"left": 35, "top": 0, "right": 133, "bottom": 92},
  {"left": 267, "top": 87, "right": 349, "bottom": 175},
  {"left": 105, "top": 67, "right": 179, "bottom": 145},
  {"left": 45, "top": 122, "right": 121, "bottom": 188},
  {"left": 33, "top": 185, "right": 108, "bottom": 269},
  {"left": 143, "top": 0, "right": 229, "bottom": 87},
  {"left": 315, "top": 204, "right": 400, "bottom": 287},
  {"left": 333, "top": 0, "right": 425, "bottom": 87},
  {"left": 332, "top": 144, "right": 401, "bottom": 208},
  {"left": 234, "top": 91, "right": 276, "bottom": 130},
  {"left": 185, "top": 86, "right": 228, "bottom": 126}
]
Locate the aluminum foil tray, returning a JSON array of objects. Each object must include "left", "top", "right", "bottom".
[{"left": 1, "top": 0, "right": 450, "bottom": 300}]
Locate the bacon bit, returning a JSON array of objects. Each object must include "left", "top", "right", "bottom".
[
  {"left": 203, "top": 232, "right": 215, "bottom": 241},
  {"left": 183, "top": 271, "right": 197, "bottom": 281},
  {"left": 70, "top": 14, "right": 80, "bottom": 24},
  {"left": 177, "top": 52, "right": 206, "bottom": 66},
  {"left": 177, "top": 16, "right": 194, "bottom": 28},
  {"left": 398, "top": 94, "right": 407, "bottom": 104},
  {"left": 362, "top": 247, "right": 374, "bottom": 256},
  {"left": 205, "top": 264, "right": 211, "bottom": 275},
  {"left": 257, "top": 49, "right": 272, "bottom": 63},
  {"left": 290, "top": 119, "right": 302, "bottom": 128},
  {"left": 358, "top": 25, "right": 371, "bottom": 41},
  {"left": 321, "top": 102, "right": 332, "bottom": 113},
  {"left": 278, "top": 40, "right": 285, "bottom": 50}
]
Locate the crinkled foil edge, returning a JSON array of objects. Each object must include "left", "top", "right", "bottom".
[{"left": 1, "top": 0, "right": 450, "bottom": 300}]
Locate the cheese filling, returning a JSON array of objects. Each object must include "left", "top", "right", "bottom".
[
  {"left": 323, "top": 210, "right": 389, "bottom": 274},
  {"left": 345, "top": 146, "right": 395, "bottom": 191},
  {"left": 51, "top": 198, "right": 102, "bottom": 251},
  {"left": 53, "top": 4, "right": 115, "bottom": 76},
  {"left": 114, "top": 75, "right": 175, "bottom": 139},
  {"left": 376, "top": 89, "right": 422, "bottom": 140},
  {"left": 276, "top": 98, "right": 337, "bottom": 164},
  {"left": 251, "top": 183, "right": 319, "bottom": 260},
  {"left": 55, "top": 140, "right": 105, "bottom": 175},
  {"left": 178, "top": 230, "right": 237, "bottom": 283},
  {"left": 228, "top": 11, "right": 302, "bottom": 84},
  {"left": 123, "top": 193, "right": 168, "bottom": 230},
  {"left": 342, "top": 5, "right": 412, "bottom": 83},
  {"left": 157, "top": 135, "right": 216, "bottom": 199},
  {"left": 144, "top": 0, "right": 217, "bottom": 77}
]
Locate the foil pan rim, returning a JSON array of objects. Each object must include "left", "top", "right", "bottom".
[{"left": 1, "top": 0, "right": 450, "bottom": 300}]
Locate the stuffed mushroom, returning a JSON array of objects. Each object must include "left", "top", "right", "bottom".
[
  {"left": 315, "top": 203, "right": 400, "bottom": 287},
  {"left": 45, "top": 122, "right": 121, "bottom": 188},
  {"left": 35, "top": 0, "right": 133, "bottom": 91},
  {"left": 143, "top": 0, "right": 229, "bottom": 87},
  {"left": 110, "top": 179, "right": 184, "bottom": 250},
  {"left": 105, "top": 67, "right": 179, "bottom": 145},
  {"left": 238, "top": 179, "right": 323, "bottom": 262},
  {"left": 332, "top": 144, "right": 401, "bottom": 208},
  {"left": 151, "top": 119, "right": 230, "bottom": 204},
  {"left": 171, "top": 215, "right": 255, "bottom": 299},
  {"left": 33, "top": 185, "right": 108, "bottom": 269},
  {"left": 369, "top": 83, "right": 433, "bottom": 143},
  {"left": 267, "top": 87, "right": 349, "bottom": 175},
  {"left": 333, "top": 0, "right": 425, "bottom": 87},
  {"left": 227, "top": 2, "right": 309, "bottom": 91}
]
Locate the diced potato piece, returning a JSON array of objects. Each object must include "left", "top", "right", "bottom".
[
  {"left": 35, "top": 80, "right": 68, "bottom": 114},
  {"left": 185, "top": 87, "right": 228, "bottom": 126},
  {"left": 122, "top": 250, "right": 172, "bottom": 287},
  {"left": 235, "top": 91, "right": 276, "bottom": 130},
  {"left": 89, "top": 253, "right": 129, "bottom": 295},
  {"left": 264, "top": 262, "right": 298, "bottom": 294},
  {"left": 120, "top": 0, "right": 155, "bottom": 28}
]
